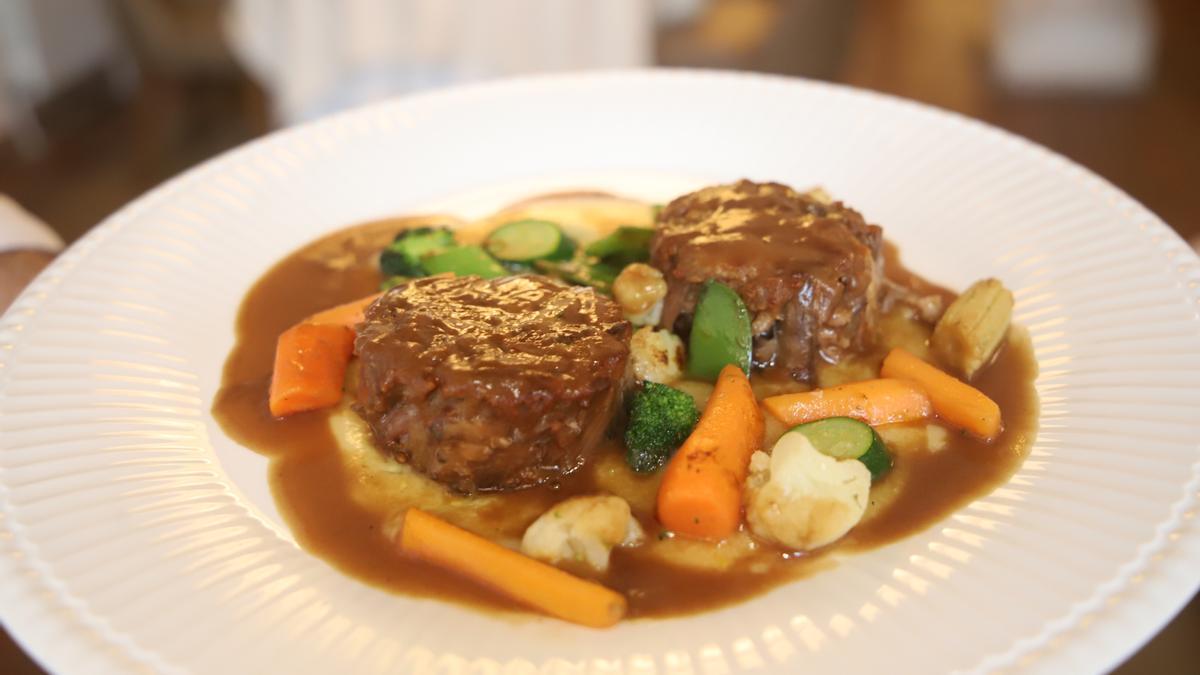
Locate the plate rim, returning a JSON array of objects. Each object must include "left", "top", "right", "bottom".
[{"left": 1, "top": 68, "right": 1198, "bottom": 675}]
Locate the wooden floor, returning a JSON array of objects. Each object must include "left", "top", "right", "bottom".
[{"left": 1, "top": 1, "right": 1197, "bottom": 672}]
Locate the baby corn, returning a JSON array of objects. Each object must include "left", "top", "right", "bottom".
[{"left": 930, "top": 279, "right": 1013, "bottom": 379}]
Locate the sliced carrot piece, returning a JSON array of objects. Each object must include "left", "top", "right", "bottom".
[
  {"left": 397, "top": 508, "right": 627, "bottom": 628},
  {"left": 305, "top": 291, "right": 383, "bottom": 328},
  {"left": 880, "top": 347, "right": 1002, "bottom": 440},
  {"left": 656, "top": 364, "right": 764, "bottom": 539},
  {"left": 762, "top": 378, "right": 933, "bottom": 427},
  {"left": 267, "top": 322, "right": 355, "bottom": 417}
]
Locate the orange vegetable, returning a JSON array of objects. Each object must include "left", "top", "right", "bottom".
[
  {"left": 880, "top": 347, "right": 1002, "bottom": 440},
  {"left": 656, "top": 364, "right": 764, "bottom": 539},
  {"left": 266, "top": 292, "right": 381, "bottom": 418},
  {"left": 268, "top": 322, "right": 355, "bottom": 417},
  {"left": 305, "top": 292, "right": 383, "bottom": 328},
  {"left": 762, "top": 378, "right": 933, "bottom": 427},
  {"left": 397, "top": 508, "right": 627, "bottom": 628}
]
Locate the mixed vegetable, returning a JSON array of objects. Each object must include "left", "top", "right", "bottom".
[
  {"left": 790, "top": 417, "right": 893, "bottom": 481},
  {"left": 267, "top": 201, "right": 1017, "bottom": 629},
  {"left": 378, "top": 217, "right": 654, "bottom": 296},
  {"left": 686, "top": 281, "right": 753, "bottom": 379},
  {"left": 624, "top": 382, "right": 700, "bottom": 474},
  {"left": 380, "top": 227, "right": 455, "bottom": 277}
]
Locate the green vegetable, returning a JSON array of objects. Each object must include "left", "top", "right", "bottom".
[
  {"left": 789, "top": 417, "right": 893, "bottom": 481},
  {"left": 535, "top": 258, "right": 618, "bottom": 294},
  {"left": 379, "top": 227, "right": 456, "bottom": 277},
  {"left": 422, "top": 245, "right": 507, "bottom": 279},
  {"left": 500, "top": 260, "right": 534, "bottom": 274},
  {"left": 584, "top": 226, "right": 654, "bottom": 267},
  {"left": 485, "top": 219, "right": 576, "bottom": 263},
  {"left": 687, "top": 280, "right": 752, "bottom": 381},
  {"left": 624, "top": 382, "right": 700, "bottom": 473},
  {"left": 380, "top": 276, "right": 410, "bottom": 291}
]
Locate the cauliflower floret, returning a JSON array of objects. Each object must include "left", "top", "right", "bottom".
[
  {"left": 744, "top": 432, "right": 871, "bottom": 551},
  {"left": 629, "top": 326, "right": 685, "bottom": 384},
  {"left": 612, "top": 263, "right": 667, "bottom": 325},
  {"left": 521, "top": 495, "right": 645, "bottom": 572}
]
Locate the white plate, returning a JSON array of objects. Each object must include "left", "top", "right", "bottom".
[{"left": 2, "top": 70, "right": 1198, "bottom": 675}]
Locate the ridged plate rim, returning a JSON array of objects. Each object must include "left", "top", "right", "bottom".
[{"left": 0, "top": 69, "right": 1197, "bottom": 675}]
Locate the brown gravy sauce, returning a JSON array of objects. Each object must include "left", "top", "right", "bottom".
[{"left": 213, "top": 215, "right": 1038, "bottom": 619}]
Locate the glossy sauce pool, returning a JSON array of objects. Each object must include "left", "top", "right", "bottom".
[{"left": 212, "top": 215, "right": 1039, "bottom": 619}]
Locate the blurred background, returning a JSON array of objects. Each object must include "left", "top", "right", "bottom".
[
  {"left": 0, "top": 0, "right": 1197, "bottom": 672},
  {"left": 1, "top": 0, "right": 1197, "bottom": 246}
]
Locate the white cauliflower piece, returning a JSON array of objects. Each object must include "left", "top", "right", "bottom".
[
  {"left": 521, "top": 495, "right": 645, "bottom": 572},
  {"left": 612, "top": 263, "right": 667, "bottom": 325},
  {"left": 744, "top": 432, "right": 871, "bottom": 551},
  {"left": 629, "top": 326, "right": 685, "bottom": 384}
]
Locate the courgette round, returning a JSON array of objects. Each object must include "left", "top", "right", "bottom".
[
  {"left": 485, "top": 219, "right": 575, "bottom": 262},
  {"left": 789, "top": 416, "right": 893, "bottom": 481}
]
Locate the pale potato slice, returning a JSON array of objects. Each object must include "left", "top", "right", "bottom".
[
  {"left": 643, "top": 531, "right": 761, "bottom": 572},
  {"left": 328, "top": 402, "right": 546, "bottom": 542},
  {"left": 590, "top": 452, "right": 663, "bottom": 518},
  {"left": 877, "top": 305, "right": 935, "bottom": 361}
]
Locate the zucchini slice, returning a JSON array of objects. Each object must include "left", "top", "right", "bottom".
[
  {"left": 789, "top": 416, "right": 893, "bottom": 481},
  {"left": 485, "top": 219, "right": 575, "bottom": 262}
]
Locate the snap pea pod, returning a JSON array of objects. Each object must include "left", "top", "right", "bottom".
[{"left": 686, "top": 280, "right": 752, "bottom": 381}]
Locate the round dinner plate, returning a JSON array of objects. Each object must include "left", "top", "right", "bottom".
[{"left": 2, "top": 70, "right": 1198, "bottom": 675}]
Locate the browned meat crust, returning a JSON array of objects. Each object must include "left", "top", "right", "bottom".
[
  {"left": 652, "top": 180, "right": 882, "bottom": 380},
  {"left": 354, "top": 274, "right": 631, "bottom": 493}
]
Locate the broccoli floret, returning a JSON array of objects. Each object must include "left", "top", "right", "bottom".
[
  {"left": 624, "top": 382, "right": 700, "bottom": 473},
  {"left": 379, "top": 227, "right": 456, "bottom": 278}
]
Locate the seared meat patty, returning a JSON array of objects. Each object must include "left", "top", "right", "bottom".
[
  {"left": 652, "top": 180, "right": 882, "bottom": 380},
  {"left": 354, "top": 275, "right": 631, "bottom": 493}
]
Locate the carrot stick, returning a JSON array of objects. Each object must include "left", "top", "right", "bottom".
[
  {"left": 397, "top": 508, "right": 627, "bottom": 628},
  {"left": 268, "top": 322, "right": 355, "bottom": 417},
  {"left": 762, "top": 378, "right": 933, "bottom": 428},
  {"left": 305, "top": 292, "right": 383, "bottom": 328},
  {"left": 266, "top": 292, "right": 380, "bottom": 417},
  {"left": 656, "top": 364, "right": 764, "bottom": 539},
  {"left": 880, "top": 347, "right": 1002, "bottom": 440}
]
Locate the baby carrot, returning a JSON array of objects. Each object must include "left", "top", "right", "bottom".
[
  {"left": 397, "top": 508, "right": 627, "bottom": 628},
  {"left": 656, "top": 364, "right": 764, "bottom": 539},
  {"left": 762, "top": 378, "right": 933, "bottom": 427},
  {"left": 305, "top": 291, "right": 383, "bottom": 328},
  {"left": 267, "top": 322, "right": 355, "bottom": 417},
  {"left": 880, "top": 347, "right": 1002, "bottom": 440}
]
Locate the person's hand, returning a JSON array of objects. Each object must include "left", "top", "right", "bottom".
[
  {"left": 0, "top": 196, "right": 61, "bottom": 316},
  {"left": 0, "top": 250, "right": 55, "bottom": 315}
]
